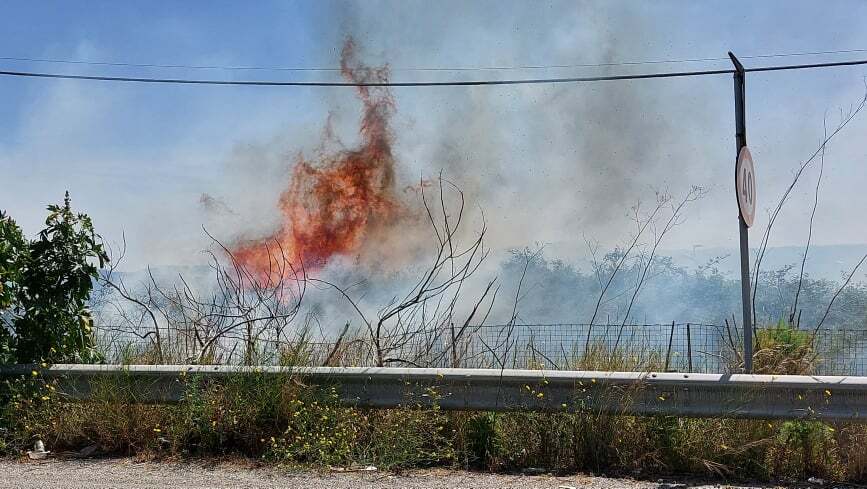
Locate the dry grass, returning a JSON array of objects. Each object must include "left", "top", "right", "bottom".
[{"left": 2, "top": 372, "right": 866, "bottom": 481}]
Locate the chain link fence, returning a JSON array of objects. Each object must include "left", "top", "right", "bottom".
[{"left": 95, "top": 321, "right": 867, "bottom": 375}]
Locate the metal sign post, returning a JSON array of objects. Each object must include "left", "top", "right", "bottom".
[{"left": 729, "top": 52, "right": 754, "bottom": 373}]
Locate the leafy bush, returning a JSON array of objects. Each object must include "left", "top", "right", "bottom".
[
  {"left": 461, "top": 412, "right": 502, "bottom": 467},
  {"left": 1, "top": 193, "right": 108, "bottom": 364},
  {"left": 176, "top": 371, "right": 299, "bottom": 456},
  {"left": 268, "top": 386, "right": 360, "bottom": 466},
  {"left": 0, "top": 212, "right": 28, "bottom": 365},
  {"left": 269, "top": 384, "right": 452, "bottom": 469},
  {"left": 766, "top": 420, "right": 842, "bottom": 480},
  {"left": 358, "top": 402, "right": 453, "bottom": 469},
  {"left": 0, "top": 213, "right": 27, "bottom": 311}
]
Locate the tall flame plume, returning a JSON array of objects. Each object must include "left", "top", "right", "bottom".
[{"left": 232, "top": 39, "right": 401, "bottom": 281}]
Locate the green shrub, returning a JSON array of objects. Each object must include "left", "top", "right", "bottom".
[
  {"left": 462, "top": 412, "right": 502, "bottom": 467},
  {"left": 175, "top": 371, "right": 297, "bottom": 455},
  {"left": 1, "top": 194, "right": 107, "bottom": 364},
  {"left": 359, "top": 403, "right": 453, "bottom": 469},
  {"left": 0, "top": 211, "right": 27, "bottom": 365},
  {"left": 267, "top": 386, "right": 359, "bottom": 466},
  {"left": 13, "top": 193, "right": 108, "bottom": 364},
  {"left": 766, "top": 420, "right": 842, "bottom": 480}
]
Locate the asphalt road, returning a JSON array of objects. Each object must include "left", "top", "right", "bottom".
[{"left": 0, "top": 458, "right": 784, "bottom": 489}]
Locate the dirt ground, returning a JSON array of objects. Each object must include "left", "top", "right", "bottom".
[{"left": 0, "top": 457, "right": 792, "bottom": 489}]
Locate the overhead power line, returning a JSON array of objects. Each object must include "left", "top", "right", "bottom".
[
  {"left": 744, "top": 58, "right": 867, "bottom": 73},
  {"left": 2, "top": 47, "right": 867, "bottom": 72},
  {"left": 0, "top": 67, "right": 731, "bottom": 86},
  {"left": 0, "top": 58, "right": 865, "bottom": 87}
]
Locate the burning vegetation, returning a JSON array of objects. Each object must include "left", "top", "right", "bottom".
[{"left": 232, "top": 39, "right": 402, "bottom": 278}]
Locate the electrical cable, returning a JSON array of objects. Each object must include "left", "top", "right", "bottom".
[
  {"left": 2, "top": 47, "right": 867, "bottom": 72},
  {"left": 0, "top": 58, "right": 864, "bottom": 87}
]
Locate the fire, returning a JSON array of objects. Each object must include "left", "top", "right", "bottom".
[{"left": 231, "top": 38, "right": 401, "bottom": 280}]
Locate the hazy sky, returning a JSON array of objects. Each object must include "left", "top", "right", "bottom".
[{"left": 2, "top": 1, "right": 866, "bottom": 270}]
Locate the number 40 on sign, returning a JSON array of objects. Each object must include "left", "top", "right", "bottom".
[{"left": 736, "top": 146, "right": 756, "bottom": 227}]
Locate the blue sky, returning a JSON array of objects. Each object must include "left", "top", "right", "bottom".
[{"left": 2, "top": 1, "right": 866, "bottom": 271}]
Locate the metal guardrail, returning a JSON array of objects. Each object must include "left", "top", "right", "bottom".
[{"left": 3, "top": 364, "right": 867, "bottom": 421}]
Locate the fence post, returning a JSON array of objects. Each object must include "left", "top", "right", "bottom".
[
  {"left": 664, "top": 320, "right": 676, "bottom": 372},
  {"left": 686, "top": 322, "right": 693, "bottom": 372}
]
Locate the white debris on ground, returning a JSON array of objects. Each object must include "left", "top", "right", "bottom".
[
  {"left": 25, "top": 440, "right": 49, "bottom": 460},
  {"left": 0, "top": 458, "right": 793, "bottom": 489}
]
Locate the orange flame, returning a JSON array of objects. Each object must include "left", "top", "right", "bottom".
[{"left": 231, "top": 38, "right": 401, "bottom": 279}]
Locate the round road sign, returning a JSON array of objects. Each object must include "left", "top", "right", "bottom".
[{"left": 736, "top": 146, "right": 756, "bottom": 227}]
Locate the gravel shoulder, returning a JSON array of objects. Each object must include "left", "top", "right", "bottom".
[{"left": 0, "top": 457, "right": 788, "bottom": 489}]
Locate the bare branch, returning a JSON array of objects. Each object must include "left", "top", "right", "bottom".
[{"left": 753, "top": 85, "right": 867, "bottom": 323}]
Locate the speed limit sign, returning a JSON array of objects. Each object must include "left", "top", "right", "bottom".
[{"left": 736, "top": 146, "right": 756, "bottom": 227}]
